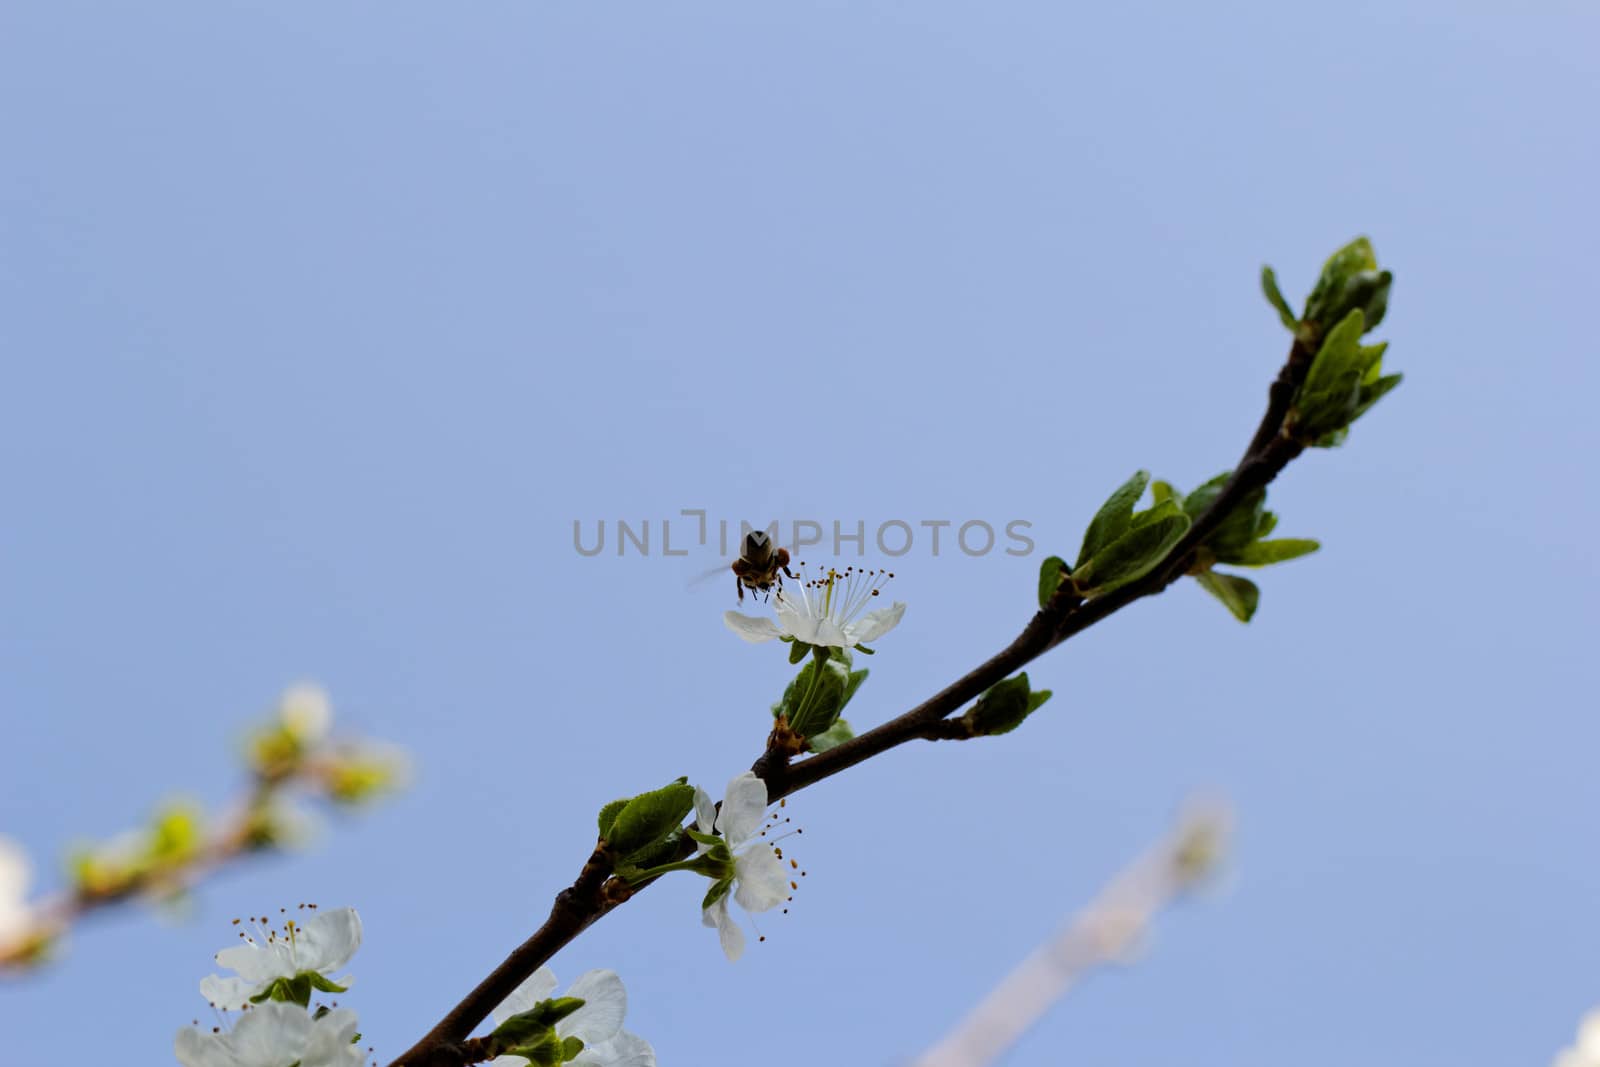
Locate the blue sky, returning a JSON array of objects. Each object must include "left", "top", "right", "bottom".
[{"left": 2, "top": 2, "right": 1597, "bottom": 1064}]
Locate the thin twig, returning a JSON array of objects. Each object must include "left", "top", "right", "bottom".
[{"left": 909, "top": 800, "right": 1232, "bottom": 1067}]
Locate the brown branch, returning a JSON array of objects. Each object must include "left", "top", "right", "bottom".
[{"left": 389, "top": 337, "right": 1317, "bottom": 1067}]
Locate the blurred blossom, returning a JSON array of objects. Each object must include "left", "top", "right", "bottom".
[
  {"left": 279, "top": 684, "right": 333, "bottom": 743},
  {"left": 0, "top": 835, "right": 34, "bottom": 954},
  {"left": 316, "top": 741, "right": 412, "bottom": 805},
  {"left": 248, "top": 683, "right": 335, "bottom": 779},
  {"left": 1553, "top": 1009, "right": 1600, "bottom": 1067}
]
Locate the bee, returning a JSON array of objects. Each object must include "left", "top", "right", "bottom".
[{"left": 731, "top": 530, "right": 796, "bottom": 603}]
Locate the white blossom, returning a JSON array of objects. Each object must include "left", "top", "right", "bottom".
[
  {"left": 1554, "top": 1008, "right": 1600, "bottom": 1067},
  {"left": 490, "top": 967, "right": 655, "bottom": 1067},
  {"left": 199, "top": 907, "right": 362, "bottom": 1010},
  {"left": 175, "top": 1001, "right": 362, "bottom": 1067},
  {"left": 279, "top": 682, "right": 333, "bottom": 743},
  {"left": 725, "top": 564, "right": 903, "bottom": 649},
  {"left": 0, "top": 836, "right": 33, "bottom": 955},
  {"left": 693, "top": 772, "right": 792, "bottom": 961}
]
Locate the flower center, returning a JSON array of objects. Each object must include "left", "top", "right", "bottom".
[{"left": 781, "top": 563, "right": 894, "bottom": 626}]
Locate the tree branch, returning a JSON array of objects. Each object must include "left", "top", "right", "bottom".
[{"left": 389, "top": 337, "right": 1316, "bottom": 1067}]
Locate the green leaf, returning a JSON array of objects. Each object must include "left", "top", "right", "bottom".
[
  {"left": 841, "top": 669, "right": 869, "bottom": 709},
  {"left": 1195, "top": 571, "right": 1260, "bottom": 622},
  {"left": 1076, "top": 470, "right": 1150, "bottom": 569},
  {"left": 1302, "top": 237, "right": 1379, "bottom": 327},
  {"left": 807, "top": 718, "right": 855, "bottom": 753},
  {"left": 1037, "top": 556, "right": 1069, "bottom": 609},
  {"left": 1350, "top": 270, "right": 1392, "bottom": 331},
  {"left": 616, "top": 828, "right": 685, "bottom": 875},
  {"left": 786, "top": 655, "right": 850, "bottom": 739},
  {"left": 1260, "top": 265, "right": 1299, "bottom": 331},
  {"left": 1350, "top": 372, "right": 1403, "bottom": 425},
  {"left": 306, "top": 972, "right": 348, "bottom": 994},
  {"left": 1181, "top": 473, "right": 1230, "bottom": 520},
  {"left": 787, "top": 639, "right": 811, "bottom": 665},
  {"left": 701, "top": 876, "right": 734, "bottom": 912},
  {"left": 1026, "top": 690, "right": 1053, "bottom": 715},
  {"left": 503, "top": 1031, "right": 563, "bottom": 1067},
  {"left": 596, "top": 799, "right": 627, "bottom": 842},
  {"left": 606, "top": 782, "right": 695, "bottom": 856},
  {"left": 1207, "top": 487, "right": 1268, "bottom": 558},
  {"left": 1292, "top": 308, "right": 1369, "bottom": 439},
  {"left": 962, "top": 673, "right": 1036, "bottom": 736},
  {"left": 561, "top": 1036, "right": 587, "bottom": 1063},
  {"left": 1073, "top": 512, "right": 1191, "bottom": 595},
  {"left": 1222, "top": 538, "right": 1321, "bottom": 567},
  {"left": 1128, "top": 497, "right": 1184, "bottom": 531},
  {"left": 1150, "top": 480, "right": 1181, "bottom": 507},
  {"left": 147, "top": 803, "right": 204, "bottom": 866}
]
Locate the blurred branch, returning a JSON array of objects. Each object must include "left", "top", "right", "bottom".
[
  {"left": 910, "top": 800, "right": 1232, "bottom": 1067},
  {"left": 0, "top": 684, "right": 406, "bottom": 974}
]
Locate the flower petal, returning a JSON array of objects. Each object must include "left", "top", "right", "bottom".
[
  {"left": 774, "top": 603, "right": 823, "bottom": 645},
  {"left": 722, "top": 611, "right": 782, "bottom": 643},
  {"left": 293, "top": 906, "right": 363, "bottom": 972},
  {"left": 199, "top": 973, "right": 260, "bottom": 1011},
  {"left": 228, "top": 1001, "right": 312, "bottom": 1066},
  {"left": 692, "top": 785, "right": 717, "bottom": 839},
  {"left": 847, "top": 601, "right": 905, "bottom": 645},
  {"left": 710, "top": 896, "right": 745, "bottom": 962},
  {"left": 573, "top": 1029, "right": 657, "bottom": 1067},
  {"left": 302, "top": 1007, "right": 364, "bottom": 1067},
  {"left": 713, "top": 772, "right": 768, "bottom": 847},
  {"left": 561, "top": 969, "right": 626, "bottom": 1047},
  {"left": 492, "top": 966, "right": 559, "bottom": 1025},
  {"left": 174, "top": 1027, "right": 225, "bottom": 1067},
  {"left": 214, "top": 940, "right": 294, "bottom": 983},
  {"left": 280, "top": 683, "right": 333, "bottom": 742},
  {"left": 0, "top": 836, "right": 31, "bottom": 903},
  {"left": 733, "top": 844, "right": 791, "bottom": 913}
]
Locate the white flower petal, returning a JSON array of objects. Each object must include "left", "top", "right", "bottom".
[
  {"left": 492, "top": 966, "right": 559, "bottom": 1025},
  {"left": 692, "top": 786, "right": 717, "bottom": 839},
  {"left": 560, "top": 969, "right": 626, "bottom": 1047},
  {"left": 0, "top": 836, "right": 30, "bottom": 903},
  {"left": 774, "top": 603, "right": 823, "bottom": 645},
  {"left": 280, "top": 683, "right": 333, "bottom": 741},
  {"left": 713, "top": 772, "right": 768, "bottom": 847},
  {"left": 1579, "top": 1011, "right": 1600, "bottom": 1058},
  {"left": 174, "top": 1027, "right": 225, "bottom": 1067},
  {"left": 711, "top": 896, "right": 745, "bottom": 962},
  {"left": 302, "top": 1007, "right": 364, "bottom": 1067},
  {"left": 733, "top": 844, "right": 791, "bottom": 913},
  {"left": 228, "top": 1001, "right": 312, "bottom": 1067},
  {"left": 847, "top": 601, "right": 905, "bottom": 645},
  {"left": 722, "top": 611, "right": 782, "bottom": 643},
  {"left": 701, "top": 891, "right": 727, "bottom": 930},
  {"left": 294, "top": 907, "right": 362, "bottom": 972},
  {"left": 574, "top": 1029, "right": 657, "bottom": 1067},
  {"left": 0, "top": 837, "right": 30, "bottom": 944},
  {"left": 199, "top": 973, "right": 260, "bottom": 1011},
  {"left": 214, "top": 940, "right": 295, "bottom": 983}
]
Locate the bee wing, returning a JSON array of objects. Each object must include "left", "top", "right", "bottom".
[{"left": 687, "top": 559, "right": 735, "bottom": 589}]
